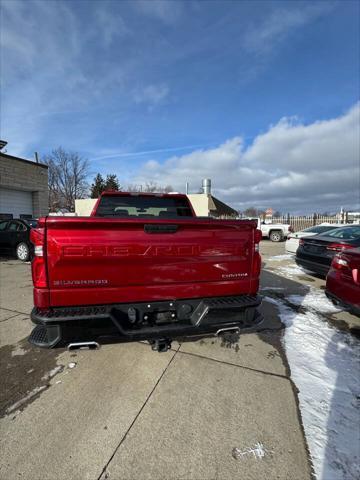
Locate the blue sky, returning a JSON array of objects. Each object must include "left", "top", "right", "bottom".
[{"left": 1, "top": 0, "right": 359, "bottom": 212}]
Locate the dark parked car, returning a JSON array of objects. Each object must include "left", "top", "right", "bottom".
[
  {"left": 295, "top": 225, "right": 360, "bottom": 276},
  {"left": 326, "top": 248, "right": 360, "bottom": 316},
  {"left": 0, "top": 219, "right": 38, "bottom": 261}
]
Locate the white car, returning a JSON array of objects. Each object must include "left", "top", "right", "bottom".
[{"left": 285, "top": 224, "right": 343, "bottom": 254}]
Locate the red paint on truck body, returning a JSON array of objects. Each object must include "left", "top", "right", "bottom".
[{"left": 31, "top": 193, "right": 261, "bottom": 309}]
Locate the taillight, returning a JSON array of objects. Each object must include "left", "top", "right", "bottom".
[
  {"left": 353, "top": 269, "right": 359, "bottom": 284},
  {"left": 288, "top": 225, "right": 294, "bottom": 233},
  {"left": 30, "top": 228, "right": 48, "bottom": 288},
  {"left": 254, "top": 229, "right": 262, "bottom": 252},
  {"left": 299, "top": 238, "right": 305, "bottom": 246},
  {"left": 252, "top": 251, "right": 261, "bottom": 276},
  {"left": 255, "top": 229, "right": 262, "bottom": 244},
  {"left": 331, "top": 255, "right": 349, "bottom": 270},
  {"left": 252, "top": 229, "right": 262, "bottom": 275},
  {"left": 326, "top": 243, "right": 352, "bottom": 252}
]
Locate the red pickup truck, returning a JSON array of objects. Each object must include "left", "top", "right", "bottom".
[{"left": 29, "top": 192, "right": 263, "bottom": 351}]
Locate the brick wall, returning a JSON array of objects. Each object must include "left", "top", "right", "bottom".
[{"left": 0, "top": 154, "right": 49, "bottom": 217}]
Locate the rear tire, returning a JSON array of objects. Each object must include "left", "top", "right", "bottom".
[
  {"left": 269, "top": 230, "right": 283, "bottom": 242},
  {"left": 16, "top": 242, "right": 30, "bottom": 261}
]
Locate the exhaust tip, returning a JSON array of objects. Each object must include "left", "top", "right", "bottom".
[
  {"left": 215, "top": 327, "right": 241, "bottom": 336},
  {"left": 67, "top": 341, "right": 100, "bottom": 351}
]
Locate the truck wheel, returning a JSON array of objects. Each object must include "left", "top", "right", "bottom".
[
  {"left": 269, "top": 231, "right": 283, "bottom": 242},
  {"left": 16, "top": 242, "right": 30, "bottom": 261}
]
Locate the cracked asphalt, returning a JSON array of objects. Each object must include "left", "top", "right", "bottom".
[{"left": 0, "top": 242, "right": 340, "bottom": 480}]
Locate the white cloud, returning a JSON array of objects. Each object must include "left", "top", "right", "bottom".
[
  {"left": 243, "top": 3, "right": 334, "bottom": 56},
  {"left": 0, "top": 1, "right": 80, "bottom": 150},
  {"left": 0, "top": 0, "right": 133, "bottom": 155},
  {"left": 95, "top": 5, "right": 130, "bottom": 47},
  {"left": 133, "top": 84, "right": 169, "bottom": 108},
  {"left": 132, "top": 104, "right": 360, "bottom": 213},
  {"left": 243, "top": 103, "right": 359, "bottom": 172},
  {"left": 133, "top": 0, "right": 182, "bottom": 23}
]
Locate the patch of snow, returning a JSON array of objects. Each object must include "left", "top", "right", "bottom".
[
  {"left": 287, "top": 289, "right": 341, "bottom": 314},
  {"left": 266, "top": 295, "right": 360, "bottom": 480},
  {"left": 11, "top": 346, "right": 27, "bottom": 357},
  {"left": 268, "top": 254, "right": 293, "bottom": 261},
  {"left": 232, "top": 442, "right": 270, "bottom": 460},
  {"left": 260, "top": 286, "right": 285, "bottom": 291},
  {"left": 68, "top": 362, "right": 77, "bottom": 369},
  {"left": 41, "top": 365, "right": 63, "bottom": 381},
  {"left": 274, "top": 264, "right": 308, "bottom": 278},
  {"left": 6, "top": 385, "right": 47, "bottom": 415}
]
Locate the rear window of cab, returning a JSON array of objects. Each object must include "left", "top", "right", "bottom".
[{"left": 95, "top": 195, "right": 193, "bottom": 218}]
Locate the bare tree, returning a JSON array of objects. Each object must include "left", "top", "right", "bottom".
[
  {"left": 144, "top": 181, "right": 173, "bottom": 193},
  {"left": 127, "top": 184, "right": 143, "bottom": 192},
  {"left": 243, "top": 207, "right": 258, "bottom": 217},
  {"left": 144, "top": 181, "right": 158, "bottom": 192},
  {"left": 43, "top": 147, "right": 89, "bottom": 211}
]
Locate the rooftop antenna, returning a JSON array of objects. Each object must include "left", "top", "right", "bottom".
[{"left": 0, "top": 140, "right": 8, "bottom": 151}]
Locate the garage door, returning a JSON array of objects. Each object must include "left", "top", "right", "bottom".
[{"left": 0, "top": 188, "right": 33, "bottom": 219}]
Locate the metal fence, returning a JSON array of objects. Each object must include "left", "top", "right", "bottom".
[
  {"left": 263, "top": 213, "right": 349, "bottom": 232},
  {"left": 212, "top": 211, "right": 359, "bottom": 230}
]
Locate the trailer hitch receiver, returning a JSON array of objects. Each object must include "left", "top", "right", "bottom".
[{"left": 149, "top": 338, "right": 172, "bottom": 353}]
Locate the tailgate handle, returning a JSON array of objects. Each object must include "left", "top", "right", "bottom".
[{"left": 144, "top": 224, "right": 178, "bottom": 234}]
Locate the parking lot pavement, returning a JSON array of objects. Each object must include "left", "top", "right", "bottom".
[
  {"left": 0, "top": 257, "right": 34, "bottom": 314},
  {"left": 100, "top": 353, "right": 308, "bottom": 480},
  {"left": 0, "top": 246, "right": 315, "bottom": 480}
]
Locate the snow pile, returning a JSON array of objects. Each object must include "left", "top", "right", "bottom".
[
  {"left": 264, "top": 261, "right": 308, "bottom": 278},
  {"left": 268, "top": 254, "right": 293, "bottom": 261},
  {"left": 287, "top": 288, "right": 341, "bottom": 314},
  {"left": 260, "top": 286, "right": 285, "bottom": 292},
  {"left": 265, "top": 294, "right": 360, "bottom": 480},
  {"left": 41, "top": 365, "right": 63, "bottom": 381},
  {"left": 6, "top": 386, "right": 47, "bottom": 415},
  {"left": 275, "top": 264, "right": 308, "bottom": 278}
]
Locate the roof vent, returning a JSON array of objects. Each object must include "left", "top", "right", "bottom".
[{"left": 202, "top": 178, "right": 211, "bottom": 195}]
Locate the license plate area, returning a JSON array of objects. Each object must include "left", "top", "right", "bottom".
[{"left": 305, "top": 245, "right": 324, "bottom": 254}]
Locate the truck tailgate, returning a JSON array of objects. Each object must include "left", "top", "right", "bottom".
[{"left": 45, "top": 217, "right": 257, "bottom": 307}]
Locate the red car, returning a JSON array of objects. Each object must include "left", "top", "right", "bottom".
[
  {"left": 326, "top": 248, "right": 360, "bottom": 316},
  {"left": 29, "top": 192, "right": 263, "bottom": 351}
]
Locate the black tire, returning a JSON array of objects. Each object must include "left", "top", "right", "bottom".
[
  {"left": 16, "top": 242, "right": 30, "bottom": 261},
  {"left": 269, "top": 230, "right": 283, "bottom": 242}
]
